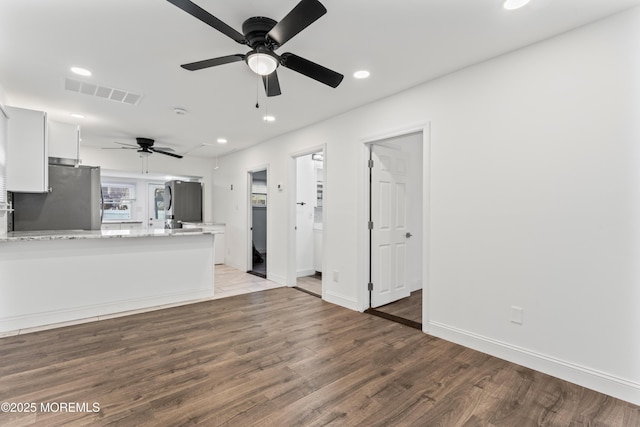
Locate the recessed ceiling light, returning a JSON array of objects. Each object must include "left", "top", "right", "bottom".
[
  {"left": 263, "top": 115, "right": 276, "bottom": 122},
  {"left": 70, "top": 113, "right": 85, "bottom": 119},
  {"left": 503, "top": 0, "right": 530, "bottom": 10},
  {"left": 174, "top": 107, "right": 187, "bottom": 115},
  {"left": 70, "top": 66, "right": 92, "bottom": 77},
  {"left": 353, "top": 70, "right": 370, "bottom": 79},
  {"left": 217, "top": 138, "right": 228, "bottom": 144}
]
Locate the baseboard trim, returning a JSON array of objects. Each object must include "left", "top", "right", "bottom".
[
  {"left": 428, "top": 321, "right": 640, "bottom": 406},
  {"left": 267, "top": 273, "right": 287, "bottom": 286},
  {"left": 296, "top": 269, "right": 316, "bottom": 277},
  {"left": 323, "top": 290, "right": 359, "bottom": 311}
]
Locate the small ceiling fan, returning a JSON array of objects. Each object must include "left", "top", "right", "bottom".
[
  {"left": 166, "top": 0, "right": 344, "bottom": 97},
  {"left": 104, "top": 138, "right": 184, "bottom": 159}
]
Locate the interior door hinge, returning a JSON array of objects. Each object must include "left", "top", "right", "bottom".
[
  {"left": 368, "top": 159, "right": 374, "bottom": 168},
  {"left": 368, "top": 282, "right": 373, "bottom": 291},
  {"left": 368, "top": 221, "right": 373, "bottom": 230}
]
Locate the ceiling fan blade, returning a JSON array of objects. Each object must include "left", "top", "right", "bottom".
[
  {"left": 154, "top": 146, "right": 176, "bottom": 152},
  {"left": 102, "top": 147, "right": 136, "bottom": 150},
  {"left": 181, "top": 54, "right": 245, "bottom": 71},
  {"left": 151, "top": 148, "right": 184, "bottom": 159},
  {"left": 113, "top": 141, "right": 138, "bottom": 148},
  {"left": 267, "top": 0, "right": 327, "bottom": 47},
  {"left": 280, "top": 53, "right": 343, "bottom": 88},
  {"left": 166, "top": 0, "right": 246, "bottom": 44},
  {"left": 262, "top": 71, "right": 282, "bottom": 97}
]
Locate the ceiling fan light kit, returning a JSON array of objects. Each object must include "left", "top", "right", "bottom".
[
  {"left": 246, "top": 51, "right": 278, "bottom": 76},
  {"left": 503, "top": 0, "right": 531, "bottom": 10},
  {"left": 166, "top": 0, "right": 344, "bottom": 97}
]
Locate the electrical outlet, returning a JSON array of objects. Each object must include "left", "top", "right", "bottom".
[
  {"left": 333, "top": 271, "right": 339, "bottom": 282},
  {"left": 511, "top": 306, "right": 523, "bottom": 325}
]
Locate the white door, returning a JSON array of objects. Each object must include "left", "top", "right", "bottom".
[
  {"left": 147, "top": 183, "right": 165, "bottom": 229},
  {"left": 370, "top": 144, "right": 411, "bottom": 307}
]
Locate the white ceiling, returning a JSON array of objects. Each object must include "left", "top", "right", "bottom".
[{"left": 1, "top": 0, "right": 639, "bottom": 159}]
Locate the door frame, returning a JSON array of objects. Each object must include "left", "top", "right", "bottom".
[
  {"left": 287, "top": 144, "right": 326, "bottom": 291},
  {"left": 359, "top": 123, "right": 431, "bottom": 332},
  {"left": 247, "top": 165, "right": 269, "bottom": 276}
]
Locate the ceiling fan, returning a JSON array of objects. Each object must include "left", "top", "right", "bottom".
[
  {"left": 166, "top": 0, "right": 344, "bottom": 97},
  {"left": 104, "top": 138, "right": 184, "bottom": 159}
]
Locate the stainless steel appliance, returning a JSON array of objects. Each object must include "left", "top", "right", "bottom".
[
  {"left": 12, "top": 164, "right": 102, "bottom": 231},
  {"left": 164, "top": 180, "right": 202, "bottom": 229}
]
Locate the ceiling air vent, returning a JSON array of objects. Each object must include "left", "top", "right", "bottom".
[{"left": 64, "top": 78, "right": 142, "bottom": 105}]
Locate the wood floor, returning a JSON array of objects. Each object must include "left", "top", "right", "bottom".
[
  {"left": 296, "top": 274, "right": 322, "bottom": 297},
  {"left": 375, "top": 290, "right": 422, "bottom": 324},
  {"left": 1, "top": 287, "right": 638, "bottom": 426},
  {"left": 213, "top": 264, "right": 281, "bottom": 299}
]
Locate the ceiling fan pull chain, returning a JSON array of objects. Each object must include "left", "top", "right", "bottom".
[
  {"left": 265, "top": 77, "right": 269, "bottom": 119},
  {"left": 255, "top": 72, "right": 260, "bottom": 109}
]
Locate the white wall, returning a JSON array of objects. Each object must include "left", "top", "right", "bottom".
[
  {"left": 81, "top": 146, "right": 215, "bottom": 222},
  {"left": 212, "top": 8, "right": 640, "bottom": 405}
]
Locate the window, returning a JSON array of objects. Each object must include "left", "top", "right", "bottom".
[{"left": 102, "top": 183, "right": 135, "bottom": 221}]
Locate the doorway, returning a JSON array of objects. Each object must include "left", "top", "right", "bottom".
[
  {"left": 248, "top": 169, "right": 268, "bottom": 278},
  {"left": 293, "top": 151, "right": 323, "bottom": 297},
  {"left": 147, "top": 183, "right": 166, "bottom": 229},
  {"left": 365, "top": 132, "right": 423, "bottom": 329}
]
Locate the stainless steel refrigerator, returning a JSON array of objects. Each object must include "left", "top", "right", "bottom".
[
  {"left": 164, "top": 180, "right": 202, "bottom": 229},
  {"left": 12, "top": 164, "right": 102, "bottom": 231}
]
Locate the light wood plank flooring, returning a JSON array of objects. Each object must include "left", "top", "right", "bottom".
[
  {"left": 296, "top": 274, "right": 322, "bottom": 296},
  {"left": 214, "top": 264, "right": 281, "bottom": 299},
  {"left": 1, "top": 286, "right": 638, "bottom": 426},
  {"left": 375, "top": 290, "right": 422, "bottom": 324}
]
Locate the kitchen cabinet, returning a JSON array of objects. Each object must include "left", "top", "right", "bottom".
[
  {"left": 6, "top": 106, "right": 48, "bottom": 193},
  {"left": 49, "top": 120, "right": 80, "bottom": 163}
]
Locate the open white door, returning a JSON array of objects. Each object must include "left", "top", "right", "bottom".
[{"left": 370, "top": 144, "right": 411, "bottom": 308}]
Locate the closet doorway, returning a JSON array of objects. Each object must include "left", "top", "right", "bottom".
[
  {"left": 293, "top": 150, "right": 324, "bottom": 297},
  {"left": 365, "top": 131, "right": 424, "bottom": 328},
  {"left": 248, "top": 169, "right": 268, "bottom": 278}
]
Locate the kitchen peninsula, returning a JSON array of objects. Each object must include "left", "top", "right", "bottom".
[{"left": 0, "top": 228, "right": 218, "bottom": 333}]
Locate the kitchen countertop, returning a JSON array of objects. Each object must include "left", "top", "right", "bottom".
[{"left": 0, "top": 228, "right": 220, "bottom": 243}]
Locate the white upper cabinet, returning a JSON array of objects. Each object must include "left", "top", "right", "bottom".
[
  {"left": 6, "top": 106, "right": 49, "bottom": 193},
  {"left": 49, "top": 120, "right": 80, "bottom": 162}
]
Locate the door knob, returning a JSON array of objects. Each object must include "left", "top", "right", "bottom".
[{"left": 405, "top": 232, "right": 413, "bottom": 238}]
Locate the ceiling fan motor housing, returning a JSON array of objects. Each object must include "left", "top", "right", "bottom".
[
  {"left": 242, "top": 17, "right": 278, "bottom": 48},
  {"left": 136, "top": 137, "right": 155, "bottom": 148}
]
